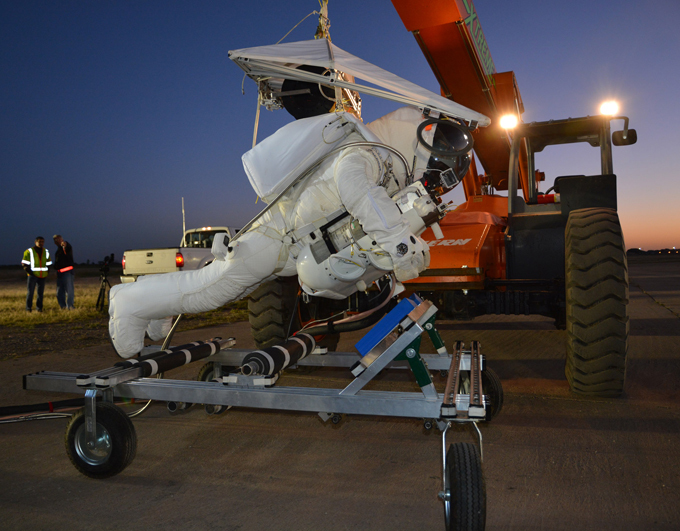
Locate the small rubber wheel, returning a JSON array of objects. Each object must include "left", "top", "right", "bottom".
[
  {"left": 444, "top": 442, "right": 486, "bottom": 531},
  {"left": 482, "top": 368, "right": 504, "bottom": 421},
  {"left": 65, "top": 403, "right": 137, "bottom": 479},
  {"left": 198, "top": 363, "right": 233, "bottom": 414},
  {"left": 197, "top": 362, "right": 226, "bottom": 382}
]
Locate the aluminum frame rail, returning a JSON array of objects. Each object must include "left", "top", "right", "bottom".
[
  {"left": 25, "top": 372, "right": 444, "bottom": 419},
  {"left": 24, "top": 296, "right": 485, "bottom": 423}
]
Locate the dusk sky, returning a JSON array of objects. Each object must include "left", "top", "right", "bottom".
[{"left": 2, "top": 0, "right": 679, "bottom": 265}]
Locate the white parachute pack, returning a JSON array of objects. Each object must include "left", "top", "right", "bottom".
[{"left": 242, "top": 112, "right": 381, "bottom": 204}]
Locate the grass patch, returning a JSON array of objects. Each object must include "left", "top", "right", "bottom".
[
  {"left": 0, "top": 282, "right": 109, "bottom": 327},
  {"left": 0, "top": 272, "right": 250, "bottom": 360},
  {"left": 0, "top": 276, "right": 249, "bottom": 329}
]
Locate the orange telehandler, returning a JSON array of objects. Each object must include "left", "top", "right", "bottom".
[
  {"left": 247, "top": 0, "right": 636, "bottom": 397},
  {"left": 390, "top": 0, "right": 636, "bottom": 397}
]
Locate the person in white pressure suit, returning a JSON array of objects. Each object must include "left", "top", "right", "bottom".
[{"left": 109, "top": 106, "right": 445, "bottom": 358}]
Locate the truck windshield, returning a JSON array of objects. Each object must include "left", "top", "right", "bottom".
[{"left": 184, "top": 231, "right": 224, "bottom": 248}]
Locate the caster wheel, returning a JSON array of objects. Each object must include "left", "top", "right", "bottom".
[
  {"left": 482, "top": 367, "right": 504, "bottom": 421},
  {"left": 167, "top": 401, "right": 193, "bottom": 413},
  {"left": 197, "top": 362, "right": 233, "bottom": 382},
  {"left": 443, "top": 442, "right": 485, "bottom": 531},
  {"left": 198, "top": 363, "right": 233, "bottom": 415},
  {"left": 205, "top": 404, "right": 230, "bottom": 415},
  {"left": 64, "top": 403, "right": 136, "bottom": 479}
]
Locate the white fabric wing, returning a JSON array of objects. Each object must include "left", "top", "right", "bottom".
[{"left": 229, "top": 39, "right": 490, "bottom": 127}]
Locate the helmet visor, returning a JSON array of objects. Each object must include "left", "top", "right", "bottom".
[{"left": 417, "top": 119, "right": 474, "bottom": 159}]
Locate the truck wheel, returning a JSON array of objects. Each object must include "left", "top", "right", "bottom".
[
  {"left": 65, "top": 403, "right": 137, "bottom": 479},
  {"left": 565, "top": 208, "right": 629, "bottom": 397},
  {"left": 249, "top": 276, "right": 301, "bottom": 349}
]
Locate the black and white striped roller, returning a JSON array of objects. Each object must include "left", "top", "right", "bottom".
[
  {"left": 113, "top": 341, "right": 212, "bottom": 370},
  {"left": 240, "top": 333, "right": 316, "bottom": 376},
  {"left": 119, "top": 339, "right": 229, "bottom": 377}
]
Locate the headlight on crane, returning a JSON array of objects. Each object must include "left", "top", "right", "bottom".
[
  {"left": 599, "top": 100, "right": 619, "bottom": 116},
  {"left": 500, "top": 114, "right": 519, "bottom": 129}
]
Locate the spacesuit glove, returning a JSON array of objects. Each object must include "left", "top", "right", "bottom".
[
  {"left": 109, "top": 313, "right": 148, "bottom": 358},
  {"left": 147, "top": 317, "right": 174, "bottom": 342},
  {"left": 391, "top": 234, "right": 430, "bottom": 282},
  {"left": 108, "top": 284, "right": 149, "bottom": 359}
]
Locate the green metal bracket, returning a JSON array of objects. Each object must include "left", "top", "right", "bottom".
[
  {"left": 423, "top": 315, "right": 447, "bottom": 355},
  {"left": 396, "top": 336, "right": 434, "bottom": 389}
]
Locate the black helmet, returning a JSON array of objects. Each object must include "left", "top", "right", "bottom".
[
  {"left": 417, "top": 118, "right": 474, "bottom": 189},
  {"left": 280, "top": 65, "right": 337, "bottom": 119}
]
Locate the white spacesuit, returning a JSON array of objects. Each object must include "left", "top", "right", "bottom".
[{"left": 109, "top": 106, "right": 440, "bottom": 358}]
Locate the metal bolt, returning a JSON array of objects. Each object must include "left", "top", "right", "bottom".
[{"left": 406, "top": 348, "right": 416, "bottom": 358}]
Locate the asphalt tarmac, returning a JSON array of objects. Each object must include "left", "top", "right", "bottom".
[{"left": 1, "top": 256, "right": 679, "bottom": 530}]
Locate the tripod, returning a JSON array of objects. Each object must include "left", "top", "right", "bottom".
[{"left": 96, "top": 267, "right": 111, "bottom": 312}]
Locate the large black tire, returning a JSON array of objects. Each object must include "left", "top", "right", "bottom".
[
  {"left": 565, "top": 208, "right": 629, "bottom": 397},
  {"left": 65, "top": 403, "right": 137, "bottom": 478},
  {"left": 248, "top": 276, "right": 301, "bottom": 349},
  {"left": 444, "top": 442, "right": 486, "bottom": 531},
  {"left": 248, "top": 276, "right": 340, "bottom": 351}
]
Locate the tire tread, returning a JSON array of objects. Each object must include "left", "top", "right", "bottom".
[
  {"left": 64, "top": 403, "right": 136, "bottom": 479},
  {"left": 565, "top": 208, "right": 628, "bottom": 396},
  {"left": 446, "top": 442, "right": 485, "bottom": 530},
  {"left": 248, "top": 277, "right": 300, "bottom": 349}
]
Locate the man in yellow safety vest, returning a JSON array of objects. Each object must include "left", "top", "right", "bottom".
[{"left": 22, "top": 236, "right": 52, "bottom": 312}]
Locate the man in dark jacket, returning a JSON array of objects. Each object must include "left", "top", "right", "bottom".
[
  {"left": 53, "top": 234, "right": 75, "bottom": 309},
  {"left": 22, "top": 236, "right": 51, "bottom": 312}
]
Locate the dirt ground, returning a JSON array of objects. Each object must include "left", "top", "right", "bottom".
[
  {"left": 0, "top": 317, "right": 111, "bottom": 361},
  {"left": 1, "top": 256, "right": 679, "bottom": 530}
]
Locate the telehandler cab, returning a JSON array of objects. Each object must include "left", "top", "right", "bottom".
[{"left": 412, "top": 113, "right": 636, "bottom": 397}]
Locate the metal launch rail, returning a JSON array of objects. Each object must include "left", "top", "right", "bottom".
[{"left": 24, "top": 295, "right": 503, "bottom": 530}]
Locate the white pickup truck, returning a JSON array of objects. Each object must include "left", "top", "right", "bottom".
[{"left": 121, "top": 226, "right": 240, "bottom": 282}]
